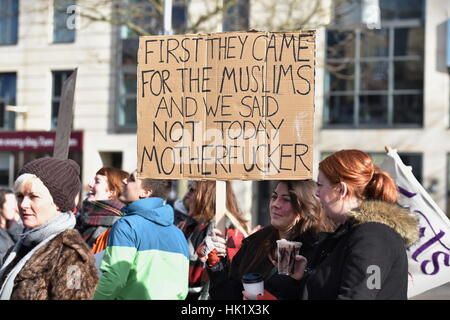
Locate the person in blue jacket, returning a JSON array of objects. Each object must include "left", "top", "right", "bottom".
[{"left": 93, "top": 170, "right": 189, "bottom": 300}]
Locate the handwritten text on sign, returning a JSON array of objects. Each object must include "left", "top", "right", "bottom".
[{"left": 137, "top": 31, "right": 315, "bottom": 180}]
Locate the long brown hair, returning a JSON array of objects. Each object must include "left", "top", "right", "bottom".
[
  {"left": 238, "top": 180, "right": 333, "bottom": 278},
  {"left": 319, "top": 149, "right": 398, "bottom": 203},
  {"left": 189, "top": 181, "right": 249, "bottom": 233}
]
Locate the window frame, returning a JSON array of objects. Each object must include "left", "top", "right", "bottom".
[
  {"left": 0, "top": 72, "right": 17, "bottom": 130},
  {"left": 52, "top": 0, "right": 77, "bottom": 44},
  {"left": 222, "top": 0, "right": 250, "bottom": 32},
  {"left": 51, "top": 70, "right": 74, "bottom": 129},
  {"left": 114, "top": 1, "right": 188, "bottom": 132},
  {"left": 0, "top": 0, "right": 19, "bottom": 46},
  {"left": 115, "top": 36, "right": 139, "bottom": 133},
  {"left": 116, "top": 64, "right": 138, "bottom": 132},
  {"left": 324, "top": 2, "right": 425, "bottom": 129}
]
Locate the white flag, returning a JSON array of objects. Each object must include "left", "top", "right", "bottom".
[{"left": 380, "top": 149, "right": 450, "bottom": 298}]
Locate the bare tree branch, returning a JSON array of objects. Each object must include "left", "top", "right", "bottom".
[{"left": 187, "top": 0, "right": 240, "bottom": 34}]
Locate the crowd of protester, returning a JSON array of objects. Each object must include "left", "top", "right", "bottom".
[{"left": 0, "top": 149, "right": 420, "bottom": 300}]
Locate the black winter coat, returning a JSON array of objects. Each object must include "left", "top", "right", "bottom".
[
  {"left": 301, "top": 201, "right": 419, "bottom": 300},
  {"left": 208, "top": 226, "right": 324, "bottom": 300}
]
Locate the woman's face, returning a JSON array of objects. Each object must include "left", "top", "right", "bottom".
[
  {"left": 269, "top": 183, "right": 299, "bottom": 232},
  {"left": 87, "top": 174, "right": 112, "bottom": 201},
  {"left": 316, "top": 170, "right": 344, "bottom": 223},
  {"left": 16, "top": 179, "right": 59, "bottom": 229},
  {"left": 183, "top": 182, "right": 196, "bottom": 211}
]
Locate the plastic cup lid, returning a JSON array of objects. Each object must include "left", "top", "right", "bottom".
[{"left": 242, "top": 273, "right": 263, "bottom": 283}]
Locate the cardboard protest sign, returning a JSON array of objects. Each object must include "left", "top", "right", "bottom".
[{"left": 137, "top": 31, "right": 315, "bottom": 180}]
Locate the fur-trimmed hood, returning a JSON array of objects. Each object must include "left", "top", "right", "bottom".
[{"left": 349, "top": 201, "right": 420, "bottom": 247}]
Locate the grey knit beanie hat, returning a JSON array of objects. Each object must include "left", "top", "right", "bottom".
[{"left": 18, "top": 157, "right": 81, "bottom": 212}]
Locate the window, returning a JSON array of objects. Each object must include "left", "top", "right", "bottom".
[
  {"left": 117, "top": 27, "right": 139, "bottom": 130},
  {"left": 100, "top": 151, "right": 123, "bottom": 169},
  {"left": 116, "top": 0, "right": 187, "bottom": 131},
  {"left": 0, "top": 0, "right": 19, "bottom": 45},
  {"left": 0, "top": 152, "right": 10, "bottom": 186},
  {"left": 119, "top": 1, "right": 162, "bottom": 39},
  {"left": 0, "top": 73, "right": 16, "bottom": 130},
  {"left": 324, "top": 0, "right": 425, "bottom": 128},
  {"left": 117, "top": 65, "right": 138, "bottom": 129},
  {"left": 222, "top": 0, "right": 249, "bottom": 32},
  {"left": 52, "top": 70, "right": 74, "bottom": 129},
  {"left": 172, "top": 0, "right": 188, "bottom": 35},
  {"left": 320, "top": 151, "right": 422, "bottom": 183},
  {"left": 53, "top": 0, "right": 76, "bottom": 43},
  {"left": 396, "top": 153, "right": 422, "bottom": 183}
]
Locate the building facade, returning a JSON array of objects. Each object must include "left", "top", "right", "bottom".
[
  {"left": 314, "top": 0, "right": 450, "bottom": 216},
  {"left": 0, "top": 1, "right": 136, "bottom": 196}
]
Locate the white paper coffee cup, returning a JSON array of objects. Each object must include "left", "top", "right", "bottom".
[{"left": 242, "top": 273, "right": 264, "bottom": 299}]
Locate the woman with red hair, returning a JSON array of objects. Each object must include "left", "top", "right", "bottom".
[
  {"left": 294, "top": 149, "right": 420, "bottom": 299},
  {"left": 76, "top": 167, "right": 129, "bottom": 254}
]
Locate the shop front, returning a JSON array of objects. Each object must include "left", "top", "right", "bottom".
[{"left": 0, "top": 131, "right": 83, "bottom": 188}]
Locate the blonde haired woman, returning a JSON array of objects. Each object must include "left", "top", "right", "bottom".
[{"left": 0, "top": 158, "right": 98, "bottom": 300}]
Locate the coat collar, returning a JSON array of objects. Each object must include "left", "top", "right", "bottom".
[{"left": 348, "top": 200, "right": 420, "bottom": 247}]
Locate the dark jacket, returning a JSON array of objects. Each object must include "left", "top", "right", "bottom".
[
  {"left": 0, "top": 229, "right": 98, "bottom": 300},
  {"left": 0, "top": 221, "right": 24, "bottom": 265},
  {"left": 302, "top": 201, "right": 419, "bottom": 300},
  {"left": 208, "top": 226, "right": 323, "bottom": 300},
  {"left": 0, "top": 229, "right": 14, "bottom": 265}
]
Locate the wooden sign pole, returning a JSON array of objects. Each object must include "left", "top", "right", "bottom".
[
  {"left": 53, "top": 68, "right": 77, "bottom": 160},
  {"left": 215, "top": 180, "right": 227, "bottom": 235}
]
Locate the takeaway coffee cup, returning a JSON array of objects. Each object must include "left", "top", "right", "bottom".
[
  {"left": 276, "top": 239, "right": 302, "bottom": 276},
  {"left": 242, "top": 273, "right": 264, "bottom": 300}
]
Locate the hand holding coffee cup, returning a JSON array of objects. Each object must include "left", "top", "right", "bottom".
[
  {"left": 276, "top": 239, "right": 302, "bottom": 276},
  {"left": 290, "top": 255, "right": 308, "bottom": 280},
  {"left": 242, "top": 273, "right": 264, "bottom": 300}
]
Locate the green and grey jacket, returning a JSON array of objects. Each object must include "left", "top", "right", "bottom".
[{"left": 93, "top": 197, "right": 189, "bottom": 300}]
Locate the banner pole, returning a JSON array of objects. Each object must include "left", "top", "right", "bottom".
[{"left": 53, "top": 68, "right": 77, "bottom": 160}]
